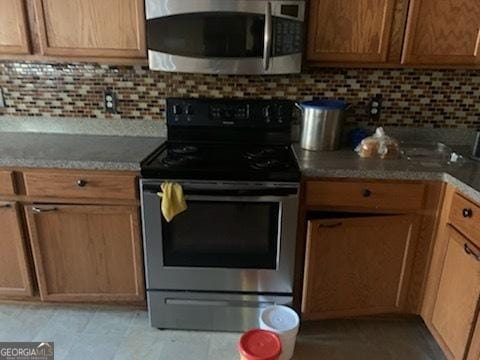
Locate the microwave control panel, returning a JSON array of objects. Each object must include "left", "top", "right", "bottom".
[{"left": 273, "top": 18, "right": 303, "bottom": 55}]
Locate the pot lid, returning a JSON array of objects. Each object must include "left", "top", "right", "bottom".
[
  {"left": 238, "top": 329, "right": 282, "bottom": 360},
  {"left": 260, "top": 305, "right": 300, "bottom": 333}
]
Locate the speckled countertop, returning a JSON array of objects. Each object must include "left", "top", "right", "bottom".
[
  {"left": 0, "top": 132, "right": 165, "bottom": 171},
  {"left": 293, "top": 144, "right": 480, "bottom": 204},
  {"left": 0, "top": 116, "right": 166, "bottom": 171},
  {"left": 0, "top": 116, "right": 479, "bottom": 202}
]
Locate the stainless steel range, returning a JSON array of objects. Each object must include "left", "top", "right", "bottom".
[{"left": 140, "top": 98, "right": 300, "bottom": 331}]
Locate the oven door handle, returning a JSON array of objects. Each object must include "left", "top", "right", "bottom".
[
  {"left": 185, "top": 194, "right": 294, "bottom": 202},
  {"left": 144, "top": 190, "right": 294, "bottom": 203},
  {"left": 143, "top": 187, "right": 298, "bottom": 198}
]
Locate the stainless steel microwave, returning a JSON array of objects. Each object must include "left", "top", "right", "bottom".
[{"left": 145, "top": 0, "right": 305, "bottom": 75}]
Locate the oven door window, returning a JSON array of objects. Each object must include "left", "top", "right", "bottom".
[
  {"left": 147, "top": 13, "right": 265, "bottom": 58},
  {"left": 162, "top": 201, "right": 280, "bottom": 269}
]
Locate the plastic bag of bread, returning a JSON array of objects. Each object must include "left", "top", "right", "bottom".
[{"left": 355, "top": 127, "right": 400, "bottom": 159}]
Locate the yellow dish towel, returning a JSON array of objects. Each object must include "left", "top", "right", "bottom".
[{"left": 157, "top": 182, "right": 187, "bottom": 222}]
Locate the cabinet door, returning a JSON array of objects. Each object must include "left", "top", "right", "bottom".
[
  {"left": 0, "top": 202, "right": 33, "bottom": 297},
  {"left": 403, "top": 0, "right": 480, "bottom": 65},
  {"left": 467, "top": 314, "right": 480, "bottom": 360},
  {"left": 25, "top": 205, "right": 144, "bottom": 303},
  {"left": 431, "top": 226, "right": 480, "bottom": 359},
  {"left": 307, "top": 0, "right": 396, "bottom": 63},
  {"left": 302, "top": 215, "right": 418, "bottom": 320},
  {"left": 33, "top": 0, "right": 146, "bottom": 58},
  {"left": 0, "top": 0, "right": 30, "bottom": 55}
]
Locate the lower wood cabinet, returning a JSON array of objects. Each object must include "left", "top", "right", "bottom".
[
  {"left": 0, "top": 201, "right": 33, "bottom": 298},
  {"left": 25, "top": 204, "right": 145, "bottom": 303},
  {"left": 467, "top": 314, "right": 480, "bottom": 360},
  {"left": 302, "top": 214, "right": 419, "bottom": 320},
  {"left": 430, "top": 226, "right": 480, "bottom": 359}
]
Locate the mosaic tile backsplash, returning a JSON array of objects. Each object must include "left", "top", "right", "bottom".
[{"left": 0, "top": 62, "right": 479, "bottom": 128}]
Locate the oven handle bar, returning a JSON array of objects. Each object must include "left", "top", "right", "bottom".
[
  {"left": 144, "top": 188, "right": 297, "bottom": 199},
  {"left": 145, "top": 190, "right": 295, "bottom": 203},
  {"left": 142, "top": 182, "right": 299, "bottom": 197},
  {"left": 185, "top": 194, "right": 294, "bottom": 202}
]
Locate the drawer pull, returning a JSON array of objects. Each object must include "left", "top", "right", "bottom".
[
  {"left": 319, "top": 222, "right": 343, "bottom": 229},
  {"left": 76, "top": 179, "right": 88, "bottom": 187},
  {"left": 464, "top": 244, "right": 480, "bottom": 261},
  {"left": 362, "top": 189, "right": 372, "bottom": 198},
  {"left": 462, "top": 208, "right": 473, "bottom": 218},
  {"left": 32, "top": 206, "right": 58, "bottom": 214},
  {"left": 0, "top": 204, "right": 12, "bottom": 209}
]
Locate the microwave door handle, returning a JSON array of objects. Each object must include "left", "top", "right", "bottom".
[{"left": 263, "top": 2, "right": 272, "bottom": 71}]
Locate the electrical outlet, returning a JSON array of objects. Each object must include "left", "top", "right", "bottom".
[
  {"left": 0, "top": 88, "right": 5, "bottom": 108},
  {"left": 104, "top": 89, "right": 118, "bottom": 114},
  {"left": 369, "top": 94, "right": 383, "bottom": 119}
]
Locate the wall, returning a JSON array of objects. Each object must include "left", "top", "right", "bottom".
[{"left": 0, "top": 61, "right": 479, "bottom": 128}]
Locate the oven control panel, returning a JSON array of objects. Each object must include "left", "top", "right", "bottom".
[
  {"left": 167, "top": 98, "right": 293, "bottom": 128},
  {"left": 210, "top": 104, "right": 250, "bottom": 122}
]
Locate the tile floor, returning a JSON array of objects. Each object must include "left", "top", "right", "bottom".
[{"left": 0, "top": 303, "right": 445, "bottom": 360}]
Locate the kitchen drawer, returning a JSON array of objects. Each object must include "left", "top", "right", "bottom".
[
  {"left": 0, "top": 171, "right": 16, "bottom": 195},
  {"left": 23, "top": 171, "right": 137, "bottom": 200},
  {"left": 449, "top": 193, "right": 480, "bottom": 247},
  {"left": 305, "top": 181, "right": 426, "bottom": 211}
]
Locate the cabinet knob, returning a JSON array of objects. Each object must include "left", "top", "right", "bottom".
[
  {"left": 77, "top": 179, "right": 88, "bottom": 187},
  {"left": 362, "top": 189, "right": 372, "bottom": 198},
  {"left": 462, "top": 208, "right": 473, "bottom": 218}
]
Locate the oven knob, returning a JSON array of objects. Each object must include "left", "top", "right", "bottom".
[
  {"left": 210, "top": 107, "right": 222, "bottom": 119},
  {"left": 173, "top": 104, "right": 182, "bottom": 115},
  {"left": 263, "top": 106, "right": 272, "bottom": 118},
  {"left": 185, "top": 105, "right": 193, "bottom": 115},
  {"left": 224, "top": 109, "right": 233, "bottom": 118}
]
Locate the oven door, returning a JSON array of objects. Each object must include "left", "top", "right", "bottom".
[
  {"left": 141, "top": 180, "right": 299, "bottom": 294},
  {"left": 145, "top": 0, "right": 305, "bottom": 74}
]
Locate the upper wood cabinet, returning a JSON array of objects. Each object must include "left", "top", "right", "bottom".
[
  {"left": 32, "top": 0, "right": 146, "bottom": 59},
  {"left": 0, "top": 202, "right": 33, "bottom": 298},
  {"left": 25, "top": 204, "right": 145, "bottom": 303},
  {"left": 430, "top": 226, "right": 480, "bottom": 359},
  {"left": 0, "top": 0, "right": 30, "bottom": 55},
  {"left": 402, "top": 0, "right": 480, "bottom": 66},
  {"left": 302, "top": 214, "right": 418, "bottom": 320},
  {"left": 307, "top": 0, "right": 397, "bottom": 63}
]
